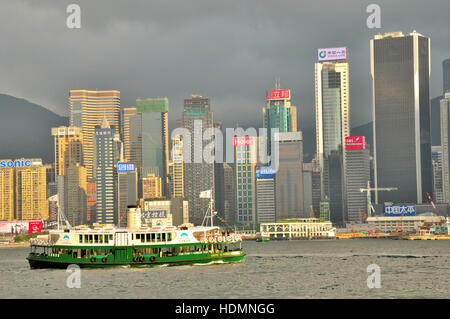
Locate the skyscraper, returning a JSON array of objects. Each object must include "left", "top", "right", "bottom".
[
  {"left": 0, "top": 167, "right": 14, "bottom": 221},
  {"left": 344, "top": 136, "right": 370, "bottom": 223},
  {"left": 440, "top": 93, "right": 450, "bottom": 202},
  {"left": 142, "top": 173, "right": 163, "bottom": 200},
  {"left": 255, "top": 166, "right": 276, "bottom": 223},
  {"left": 371, "top": 31, "right": 432, "bottom": 204},
  {"left": 69, "top": 90, "right": 120, "bottom": 179},
  {"left": 121, "top": 107, "right": 139, "bottom": 163},
  {"left": 136, "top": 98, "right": 169, "bottom": 196},
  {"left": 181, "top": 95, "right": 215, "bottom": 225},
  {"left": 94, "top": 119, "right": 121, "bottom": 225},
  {"left": 64, "top": 163, "right": 87, "bottom": 226},
  {"left": 315, "top": 47, "right": 350, "bottom": 209},
  {"left": 275, "top": 132, "right": 304, "bottom": 219},
  {"left": 168, "top": 135, "right": 184, "bottom": 199},
  {"left": 444, "top": 59, "right": 450, "bottom": 94},
  {"left": 263, "top": 88, "right": 297, "bottom": 155},
  {"left": 51, "top": 126, "right": 83, "bottom": 177},
  {"left": 234, "top": 136, "right": 257, "bottom": 226},
  {"left": 15, "top": 159, "right": 48, "bottom": 221},
  {"left": 431, "top": 145, "right": 444, "bottom": 203}
]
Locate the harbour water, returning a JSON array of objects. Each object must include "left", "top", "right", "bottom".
[{"left": 1, "top": 239, "right": 449, "bottom": 298}]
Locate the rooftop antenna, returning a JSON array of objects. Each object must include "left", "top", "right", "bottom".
[{"left": 275, "top": 77, "right": 281, "bottom": 90}]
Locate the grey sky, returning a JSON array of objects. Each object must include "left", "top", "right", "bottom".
[{"left": 1, "top": 0, "right": 449, "bottom": 130}]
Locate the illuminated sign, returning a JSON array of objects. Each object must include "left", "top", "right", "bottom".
[
  {"left": 345, "top": 136, "right": 365, "bottom": 150},
  {"left": 117, "top": 162, "right": 135, "bottom": 172},
  {"left": 318, "top": 47, "right": 347, "bottom": 61},
  {"left": 0, "top": 159, "right": 32, "bottom": 168},
  {"left": 385, "top": 205, "right": 415, "bottom": 216},
  {"left": 255, "top": 166, "right": 276, "bottom": 178},
  {"left": 233, "top": 136, "right": 254, "bottom": 146},
  {"left": 265, "top": 89, "right": 290, "bottom": 100},
  {"left": 142, "top": 210, "right": 167, "bottom": 219}
]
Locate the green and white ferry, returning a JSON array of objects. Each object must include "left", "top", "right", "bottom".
[{"left": 27, "top": 200, "right": 244, "bottom": 269}]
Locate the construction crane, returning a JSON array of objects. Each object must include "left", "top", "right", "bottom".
[
  {"left": 360, "top": 181, "right": 398, "bottom": 218},
  {"left": 310, "top": 205, "right": 315, "bottom": 218},
  {"left": 425, "top": 192, "right": 440, "bottom": 217}
]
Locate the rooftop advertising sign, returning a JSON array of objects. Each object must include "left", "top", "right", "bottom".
[
  {"left": 142, "top": 210, "right": 168, "bottom": 219},
  {"left": 255, "top": 166, "right": 276, "bottom": 178},
  {"left": 318, "top": 47, "right": 347, "bottom": 61},
  {"left": 265, "top": 89, "right": 290, "bottom": 100},
  {"left": 117, "top": 162, "right": 135, "bottom": 172},
  {"left": 233, "top": 136, "right": 254, "bottom": 146},
  {"left": 385, "top": 205, "right": 415, "bottom": 216},
  {"left": 345, "top": 136, "right": 365, "bottom": 150}
]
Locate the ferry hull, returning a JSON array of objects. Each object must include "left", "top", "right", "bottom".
[{"left": 27, "top": 251, "right": 245, "bottom": 269}]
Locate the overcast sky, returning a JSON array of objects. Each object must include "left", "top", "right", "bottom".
[{"left": 1, "top": 0, "right": 449, "bottom": 130}]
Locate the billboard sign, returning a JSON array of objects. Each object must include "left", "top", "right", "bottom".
[
  {"left": 0, "top": 221, "right": 42, "bottom": 234},
  {"left": 233, "top": 136, "right": 254, "bottom": 146},
  {"left": 255, "top": 166, "right": 276, "bottom": 178},
  {"left": 385, "top": 205, "right": 415, "bottom": 216},
  {"left": 318, "top": 47, "right": 347, "bottom": 61},
  {"left": 142, "top": 210, "right": 168, "bottom": 219},
  {"left": 265, "top": 89, "right": 290, "bottom": 100},
  {"left": 345, "top": 136, "right": 365, "bottom": 150},
  {"left": 117, "top": 162, "right": 135, "bottom": 172}
]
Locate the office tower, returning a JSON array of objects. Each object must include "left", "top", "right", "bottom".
[
  {"left": 118, "top": 164, "right": 138, "bottom": 227},
  {"left": 303, "top": 163, "right": 313, "bottom": 217},
  {"left": 328, "top": 149, "right": 345, "bottom": 224},
  {"left": 142, "top": 173, "right": 163, "bottom": 199},
  {"left": 263, "top": 88, "right": 297, "bottom": 155},
  {"left": 440, "top": 93, "right": 450, "bottom": 202},
  {"left": 275, "top": 132, "right": 304, "bottom": 219},
  {"left": 255, "top": 166, "right": 276, "bottom": 223},
  {"left": 0, "top": 167, "right": 14, "bottom": 221},
  {"left": 213, "top": 123, "right": 225, "bottom": 219},
  {"left": 371, "top": 31, "right": 432, "bottom": 204},
  {"left": 223, "top": 162, "right": 235, "bottom": 223},
  {"left": 51, "top": 126, "right": 83, "bottom": 176},
  {"left": 94, "top": 119, "right": 121, "bottom": 225},
  {"left": 311, "top": 159, "right": 321, "bottom": 218},
  {"left": 444, "top": 59, "right": 450, "bottom": 94},
  {"left": 136, "top": 98, "right": 169, "bottom": 196},
  {"left": 86, "top": 179, "right": 96, "bottom": 224},
  {"left": 345, "top": 136, "right": 370, "bottom": 223},
  {"left": 234, "top": 136, "right": 257, "bottom": 225},
  {"left": 431, "top": 146, "right": 444, "bottom": 203},
  {"left": 121, "top": 107, "right": 140, "bottom": 163},
  {"left": 69, "top": 90, "right": 120, "bottom": 179},
  {"left": 168, "top": 135, "right": 184, "bottom": 198},
  {"left": 315, "top": 47, "right": 350, "bottom": 208},
  {"left": 15, "top": 159, "right": 48, "bottom": 220},
  {"left": 64, "top": 163, "right": 87, "bottom": 226},
  {"left": 46, "top": 165, "right": 55, "bottom": 185},
  {"left": 181, "top": 94, "right": 215, "bottom": 225},
  {"left": 57, "top": 175, "right": 65, "bottom": 215}
]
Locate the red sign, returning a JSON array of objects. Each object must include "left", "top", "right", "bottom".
[
  {"left": 265, "top": 89, "right": 290, "bottom": 100},
  {"left": 28, "top": 221, "right": 42, "bottom": 234},
  {"left": 233, "top": 137, "right": 254, "bottom": 146},
  {"left": 345, "top": 136, "right": 365, "bottom": 149}
]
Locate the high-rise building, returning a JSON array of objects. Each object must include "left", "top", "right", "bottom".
[
  {"left": 303, "top": 163, "right": 313, "bottom": 218},
  {"left": 121, "top": 107, "right": 140, "bottom": 163},
  {"left": 371, "top": 31, "right": 432, "bottom": 204},
  {"left": 168, "top": 135, "right": 184, "bottom": 198},
  {"left": 181, "top": 95, "right": 215, "bottom": 225},
  {"left": 263, "top": 88, "right": 297, "bottom": 156},
  {"left": 275, "top": 132, "right": 304, "bottom": 219},
  {"left": 314, "top": 47, "right": 349, "bottom": 211},
  {"left": 69, "top": 90, "right": 120, "bottom": 179},
  {"left": 51, "top": 126, "right": 83, "bottom": 176},
  {"left": 94, "top": 119, "right": 121, "bottom": 225},
  {"left": 444, "top": 59, "right": 450, "bottom": 94},
  {"left": 234, "top": 136, "right": 257, "bottom": 225},
  {"left": 344, "top": 136, "right": 370, "bottom": 223},
  {"left": 0, "top": 167, "right": 14, "bottom": 221},
  {"left": 118, "top": 166, "right": 138, "bottom": 227},
  {"left": 64, "top": 163, "right": 87, "bottom": 226},
  {"left": 431, "top": 145, "right": 444, "bottom": 203},
  {"left": 136, "top": 98, "right": 169, "bottom": 196},
  {"left": 142, "top": 173, "right": 163, "bottom": 200},
  {"left": 255, "top": 166, "right": 276, "bottom": 223},
  {"left": 440, "top": 93, "right": 450, "bottom": 202},
  {"left": 223, "top": 162, "right": 235, "bottom": 223},
  {"left": 86, "top": 179, "right": 96, "bottom": 224},
  {"left": 15, "top": 159, "right": 48, "bottom": 221}
]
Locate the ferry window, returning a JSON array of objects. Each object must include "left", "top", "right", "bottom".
[
  {"left": 94, "top": 235, "right": 99, "bottom": 243},
  {"left": 109, "top": 235, "right": 113, "bottom": 241},
  {"left": 79, "top": 235, "right": 83, "bottom": 243},
  {"left": 136, "top": 234, "right": 141, "bottom": 240},
  {"left": 146, "top": 233, "right": 150, "bottom": 242},
  {"left": 89, "top": 234, "right": 93, "bottom": 243},
  {"left": 151, "top": 233, "right": 156, "bottom": 242},
  {"left": 167, "top": 233, "right": 171, "bottom": 241},
  {"left": 162, "top": 233, "right": 166, "bottom": 241},
  {"left": 157, "top": 233, "right": 161, "bottom": 242}
]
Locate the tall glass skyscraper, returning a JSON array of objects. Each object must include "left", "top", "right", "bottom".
[
  {"left": 444, "top": 59, "right": 450, "bottom": 94},
  {"left": 371, "top": 31, "right": 432, "bottom": 204}
]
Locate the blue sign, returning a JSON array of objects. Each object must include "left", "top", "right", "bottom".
[
  {"left": 385, "top": 205, "right": 415, "bottom": 216},
  {"left": 142, "top": 210, "right": 167, "bottom": 219},
  {"left": 255, "top": 166, "right": 276, "bottom": 178},
  {"left": 118, "top": 162, "right": 135, "bottom": 172}
]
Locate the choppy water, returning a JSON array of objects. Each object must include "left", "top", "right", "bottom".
[{"left": 1, "top": 240, "right": 450, "bottom": 298}]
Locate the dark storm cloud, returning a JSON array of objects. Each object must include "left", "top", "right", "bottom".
[{"left": 1, "top": 0, "right": 449, "bottom": 132}]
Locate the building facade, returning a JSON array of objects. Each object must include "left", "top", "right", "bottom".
[
  {"left": 51, "top": 126, "right": 83, "bottom": 177},
  {"left": 371, "top": 31, "right": 432, "bottom": 204},
  {"left": 440, "top": 93, "right": 450, "bottom": 203},
  {"left": 444, "top": 59, "right": 450, "bottom": 94},
  {"left": 255, "top": 166, "right": 276, "bottom": 223},
  {"left": 431, "top": 145, "right": 444, "bottom": 203}
]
